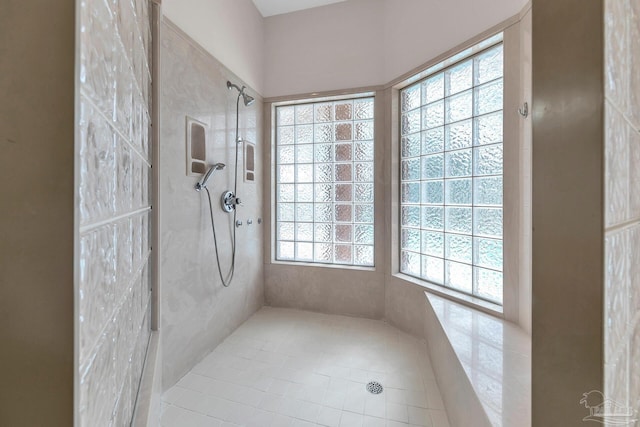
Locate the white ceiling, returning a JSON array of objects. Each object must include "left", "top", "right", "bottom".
[{"left": 251, "top": 0, "right": 348, "bottom": 17}]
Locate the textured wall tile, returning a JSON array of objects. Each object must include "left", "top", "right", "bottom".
[
  {"left": 605, "top": 103, "right": 630, "bottom": 227},
  {"left": 132, "top": 154, "right": 143, "bottom": 209},
  {"left": 79, "top": 328, "right": 117, "bottom": 427},
  {"left": 79, "top": 226, "right": 117, "bottom": 362},
  {"left": 604, "top": 229, "right": 629, "bottom": 364},
  {"left": 135, "top": 0, "right": 151, "bottom": 59},
  {"left": 629, "top": 319, "right": 640, "bottom": 416},
  {"left": 116, "top": 139, "right": 133, "bottom": 214},
  {"left": 79, "top": 100, "right": 117, "bottom": 225},
  {"left": 604, "top": 0, "right": 629, "bottom": 112},
  {"left": 131, "top": 214, "right": 143, "bottom": 271},
  {"left": 79, "top": 1, "right": 152, "bottom": 424},
  {"left": 115, "top": 0, "right": 137, "bottom": 63},
  {"left": 80, "top": 0, "right": 117, "bottom": 119},
  {"left": 629, "top": 127, "right": 640, "bottom": 220},
  {"left": 116, "top": 218, "right": 133, "bottom": 289},
  {"left": 628, "top": 1, "right": 640, "bottom": 129},
  {"left": 115, "top": 50, "right": 134, "bottom": 140},
  {"left": 112, "top": 372, "right": 132, "bottom": 427},
  {"left": 630, "top": 226, "right": 640, "bottom": 316},
  {"left": 604, "top": 342, "right": 629, "bottom": 410}
]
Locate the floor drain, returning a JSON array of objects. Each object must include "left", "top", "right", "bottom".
[{"left": 366, "top": 381, "right": 383, "bottom": 394}]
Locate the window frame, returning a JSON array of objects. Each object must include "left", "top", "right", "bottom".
[
  {"left": 390, "top": 29, "right": 527, "bottom": 319},
  {"left": 271, "top": 93, "right": 377, "bottom": 269},
  {"left": 397, "top": 39, "right": 505, "bottom": 305}
]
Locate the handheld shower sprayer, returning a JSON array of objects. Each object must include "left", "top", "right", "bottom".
[{"left": 195, "top": 163, "right": 226, "bottom": 191}]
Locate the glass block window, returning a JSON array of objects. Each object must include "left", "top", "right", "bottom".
[
  {"left": 275, "top": 96, "right": 375, "bottom": 266},
  {"left": 399, "top": 42, "right": 504, "bottom": 304}
]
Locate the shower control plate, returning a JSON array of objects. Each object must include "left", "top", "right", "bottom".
[{"left": 221, "top": 191, "right": 237, "bottom": 213}]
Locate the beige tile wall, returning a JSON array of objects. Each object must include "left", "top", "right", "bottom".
[
  {"left": 604, "top": 0, "right": 640, "bottom": 417},
  {"left": 159, "top": 19, "right": 264, "bottom": 391}
]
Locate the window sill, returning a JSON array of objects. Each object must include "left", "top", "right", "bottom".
[
  {"left": 270, "top": 259, "right": 376, "bottom": 273},
  {"left": 393, "top": 272, "right": 503, "bottom": 317},
  {"left": 424, "top": 291, "right": 531, "bottom": 427}
]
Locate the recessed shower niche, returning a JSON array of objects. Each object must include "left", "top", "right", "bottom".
[
  {"left": 244, "top": 141, "right": 255, "bottom": 182},
  {"left": 186, "top": 117, "right": 207, "bottom": 175}
]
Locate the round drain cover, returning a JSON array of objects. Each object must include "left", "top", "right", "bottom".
[{"left": 366, "top": 381, "right": 383, "bottom": 394}]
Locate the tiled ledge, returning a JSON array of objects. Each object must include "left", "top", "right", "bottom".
[{"left": 424, "top": 292, "right": 531, "bottom": 427}]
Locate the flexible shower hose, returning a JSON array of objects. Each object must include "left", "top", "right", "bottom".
[{"left": 204, "top": 186, "right": 235, "bottom": 287}]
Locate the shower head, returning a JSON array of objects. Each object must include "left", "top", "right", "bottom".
[
  {"left": 227, "top": 81, "right": 255, "bottom": 106},
  {"left": 195, "top": 163, "right": 226, "bottom": 191},
  {"left": 243, "top": 93, "right": 255, "bottom": 106}
]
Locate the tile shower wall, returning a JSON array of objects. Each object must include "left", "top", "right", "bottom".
[
  {"left": 78, "top": 0, "right": 152, "bottom": 425},
  {"left": 160, "top": 20, "right": 264, "bottom": 391},
  {"left": 604, "top": 0, "right": 640, "bottom": 420}
]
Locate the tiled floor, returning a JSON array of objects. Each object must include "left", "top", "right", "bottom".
[{"left": 161, "top": 307, "right": 450, "bottom": 427}]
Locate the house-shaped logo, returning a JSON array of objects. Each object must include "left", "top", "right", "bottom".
[{"left": 580, "top": 390, "right": 637, "bottom": 425}]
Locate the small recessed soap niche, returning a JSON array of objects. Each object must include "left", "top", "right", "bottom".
[
  {"left": 244, "top": 141, "right": 256, "bottom": 182},
  {"left": 186, "top": 117, "right": 207, "bottom": 176}
]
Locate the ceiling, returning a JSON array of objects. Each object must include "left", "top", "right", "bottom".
[{"left": 251, "top": 0, "right": 348, "bottom": 17}]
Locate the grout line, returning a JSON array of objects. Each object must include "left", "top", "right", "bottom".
[
  {"left": 80, "top": 249, "right": 152, "bottom": 371},
  {"left": 79, "top": 206, "right": 152, "bottom": 234},
  {"left": 605, "top": 96, "right": 640, "bottom": 134},
  {"left": 80, "top": 92, "right": 152, "bottom": 168},
  {"left": 605, "top": 217, "right": 640, "bottom": 234}
]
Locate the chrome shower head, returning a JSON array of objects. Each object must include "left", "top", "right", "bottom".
[
  {"left": 242, "top": 93, "right": 255, "bottom": 106},
  {"left": 227, "top": 81, "right": 255, "bottom": 106},
  {"left": 195, "top": 163, "right": 226, "bottom": 191}
]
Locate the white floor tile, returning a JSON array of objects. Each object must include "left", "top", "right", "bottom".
[
  {"left": 407, "top": 406, "right": 431, "bottom": 426},
  {"left": 364, "top": 394, "right": 386, "bottom": 418},
  {"left": 162, "top": 386, "right": 188, "bottom": 404},
  {"left": 174, "top": 389, "right": 214, "bottom": 415},
  {"left": 340, "top": 411, "right": 364, "bottom": 427},
  {"left": 294, "top": 400, "right": 321, "bottom": 423},
  {"left": 278, "top": 396, "right": 300, "bottom": 418},
  {"left": 245, "top": 409, "right": 276, "bottom": 427},
  {"left": 384, "top": 388, "right": 406, "bottom": 405},
  {"left": 270, "top": 414, "right": 295, "bottom": 427},
  {"left": 363, "top": 415, "right": 386, "bottom": 427},
  {"left": 268, "top": 378, "right": 293, "bottom": 395},
  {"left": 161, "top": 405, "right": 222, "bottom": 427},
  {"left": 160, "top": 308, "right": 448, "bottom": 427},
  {"left": 343, "top": 391, "right": 366, "bottom": 414},
  {"left": 324, "top": 388, "right": 347, "bottom": 409},
  {"left": 318, "top": 406, "right": 342, "bottom": 427},
  {"left": 386, "top": 402, "right": 409, "bottom": 423}
]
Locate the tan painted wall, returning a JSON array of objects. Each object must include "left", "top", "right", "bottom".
[
  {"left": 0, "top": 1, "right": 76, "bottom": 425},
  {"left": 531, "top": 0, "right": 604, "bottom": 425}
]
